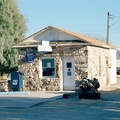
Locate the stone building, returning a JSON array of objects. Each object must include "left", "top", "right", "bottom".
[{"left": 13, "top": 26, "right": 116, "bottom": 91}]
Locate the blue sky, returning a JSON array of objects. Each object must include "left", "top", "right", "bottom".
[{"left": 16, "top": 0, "right": 120, "bottom": 46}]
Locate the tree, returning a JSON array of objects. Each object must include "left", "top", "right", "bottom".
[{"left": 0, "top": 0, "right": 26, "bottom": 75}]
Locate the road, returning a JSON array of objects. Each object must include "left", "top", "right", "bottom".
[{"left": 0, "top": 89, "right": 120, "bottom": 120}]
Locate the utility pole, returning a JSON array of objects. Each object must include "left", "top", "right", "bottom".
[{"left": 107, "top": 12, "right": 110, "bottom": 44}]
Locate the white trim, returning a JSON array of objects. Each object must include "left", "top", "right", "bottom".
[
  {"left": 40, "top": 57, "right": 56, "bottom": 78},
  {"left": 60, "top": 57, "right": 64, "bottom": 91},
  {"left": 110, "top": 49, "right": 117, "bottom": 84}
]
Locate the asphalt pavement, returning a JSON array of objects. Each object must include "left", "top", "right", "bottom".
[
  {"left": 0, "top": 89, "right": 120, "bottom": 120},
  {"left": 0, "top": 91, "right": 74, "bottom": 108}
]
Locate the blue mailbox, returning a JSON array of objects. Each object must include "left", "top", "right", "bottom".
[{"left": 10, "top": 71, "right": 23, "bottom": 91}]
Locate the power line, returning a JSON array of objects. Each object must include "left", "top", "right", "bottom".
[
  {"left": 107, "top": 12, "right": 110, "bottom": 44},
  {"left": 110, "top": 14, "right": 120, "bottom": 19},
  {"left": 110, "top": 19, "right": 120, "bottom": 26},
  {"left": 107, "top": 12, "right": 120, "bottom": 44},
  {"left": 110, "top": 14, "right": 120, "bottom": 26}
]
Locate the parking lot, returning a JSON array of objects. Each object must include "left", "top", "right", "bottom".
[{"left": 0, "top": 89, "right": 120, "bottom": 120}]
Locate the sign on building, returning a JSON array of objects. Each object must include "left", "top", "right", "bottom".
[
  {"left": 38, "top": 40, "right": 52, "bottom": 52},
  {"left": 26, "top": 52, "right": 35, "bottom": 62}
]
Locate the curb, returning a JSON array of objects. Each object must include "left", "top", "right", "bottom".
[
  {"left": 63, "top": 92, "right": 76, "bottom": 98},
  {"left": 29, "top": 95, "right": 63, "bottom": 108},
  {"left": 0, "top": 92, "right": 30, "bottom": 95}
]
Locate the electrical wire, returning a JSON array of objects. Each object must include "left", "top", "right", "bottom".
[
  {"left": 110, "top": 14, "right": 120, "bottom": 19},
  {"left": 110, "top": 19, "right": 120, "bottom": 26}
]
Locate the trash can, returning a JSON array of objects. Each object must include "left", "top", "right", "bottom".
[{"left": 10, "top": 71, "right": 23, "bottom": 91}]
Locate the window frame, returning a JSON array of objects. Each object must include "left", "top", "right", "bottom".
[{"left": 41, "top": 57, "right": 56, "bottom": 78}]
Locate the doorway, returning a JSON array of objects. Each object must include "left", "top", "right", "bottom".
[{"left": 62, "top": 57, "right": 75, "bottom": 90}]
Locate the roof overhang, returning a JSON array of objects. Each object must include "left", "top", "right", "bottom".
[{"left": 12, "top": 42, "right": 91, "bottom": 48}]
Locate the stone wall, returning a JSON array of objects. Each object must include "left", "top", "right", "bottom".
[
  {"left": 87, "top": 46, "right": 111, "bottom": 89},
  {"left": 18, "top": 45, "right": 111, "bottom": 91},
  {"left": 18, "top": 48, "right": 61, "bottom": 91},
  {"left": 73, "top": 47, "right": 88, "bottom": 80},
  {"left": 72, "top": 46, "right": 111, "bottom": 89}
]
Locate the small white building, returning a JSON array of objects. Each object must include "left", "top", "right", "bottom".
[
  {"left": 116, "top": 48, "right": 120, "bottom": 76},
  {"left": 13, "top": 26, "right": 117, "bottom": 91}
]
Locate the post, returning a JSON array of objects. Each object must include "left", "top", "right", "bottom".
[{"left": 107, "top": 12, "right": 110, "bottom": 44}]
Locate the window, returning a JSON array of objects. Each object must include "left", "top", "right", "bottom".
[
  {"left": 117, "top": 67, "right": 120, "bottom": 75},
  {"left": 66, "top": 62, "right": 72, "bottom": 76},
  {"left": 42, "top": 58, "right": 55, "bottom": 77},
  {"left": 67, "top": 62, "right": 72, "bottom": 68}
]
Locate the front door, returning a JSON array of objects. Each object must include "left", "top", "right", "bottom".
[{"left": 62, "top": 57, "right": 75, "bottom": 91}]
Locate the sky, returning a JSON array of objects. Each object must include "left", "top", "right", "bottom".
[{"left": 16, "top": 0, "right": 120, "bottom": 47}]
